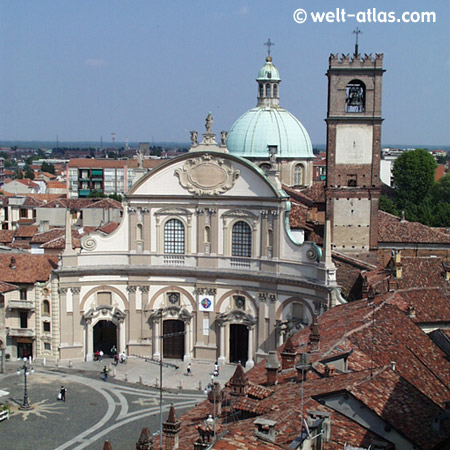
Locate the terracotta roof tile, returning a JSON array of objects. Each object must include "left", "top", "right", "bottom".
[
  {"left": 14, "top": 225, "right": 38, "bottom": 238},
  {"left": 0, "top": 230, "right": 14, "bottom": 244},
  {"left": 0, "top": 280, "right": 18, "bottom": 293},
  {"left": 0, "top": 254, "right": 59, "bottom": 283},
  {"left": 378, "top": 211, "right": 450, "bottom": 244}
]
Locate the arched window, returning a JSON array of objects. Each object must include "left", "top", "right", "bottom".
[
  {"left": 232, "top": 221, "right": 252, "bottom": 257},
  {"left": 164, "top": 219, "right": 185, "bottom": 254},
  {"left": 273, "top": 84, "right": 278, "bottom": 97},
  {"left": 266, "top": 83, "right": 271, "bottom": 97},
  {"left": 259, "top": 83, "right": 264, "bottom": 97},
  {"left": 42, "top": 300, "right": 50, "bottom": 316},
  {"left": 345, "top": 79, "right": 366, "bottom": 112},
  {"left": 294, "top": 165, "right": 303, "bottom": 186}
]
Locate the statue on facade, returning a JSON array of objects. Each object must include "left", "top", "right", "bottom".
[
  {"left": 220, "top": 130, "right": 228, "bottom": 146},
  {"left": 136, "top": 149, "right": 144, "bottom": 169},
  {"left": 205, "top": 113, "right": 213, "bottom": 133},
  {"left": 190, "top": 130, "right": 198, "bottom": 146}
]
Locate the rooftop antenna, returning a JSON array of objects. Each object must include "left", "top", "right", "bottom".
[
  {"left": 353, "top": 27, "right": 362, "bottom": 57},
  {"left": 264, "top": 38, "right": 274, "bottom": 57}
]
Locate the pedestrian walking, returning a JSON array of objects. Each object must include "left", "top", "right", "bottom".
[
  {"left": 94, "top": 350, "right": 100, "bottom": 361},
  {"left": 187, "top": 363, "right": 192, "bottom": 376},
  {"left": 99, "top": 350, "right": 104, "bottom": 361},
  {"left": 213, "top": 361, "right": 219, "bottom": 377},
  {"left": 59, "top": 386, "right": 67, "bottom": 402},
  {"left": 102, "top": 366, "right": 109, "bottom": 381},
  {"left": 110, "top": 345, "right": 117, "bottom": 355}
]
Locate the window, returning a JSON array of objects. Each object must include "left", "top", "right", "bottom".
[
  {"left": 20, "top": 311, "right": 28, "bottom": 329},
  {"left": 43, "top": 322, "right": 51, "bottom": 333},
  {"left": 294, "top": 165, "right": 303, "bottom": 186},
  {"left": 20, "top": 289, "right": 27, "bottom": 301},
  {"left": 232, "top": 221, "right": 252, "bottom": 257},
  {"left": 164, "top": 219, "right": 185, "bottom": 254},
  {"left": 19, "top": 209, "right": 27, "bottom": 218},
  {"left": 265, "top": 83, "right": 271, "bottom": 97},
  {"left": 44, "top": 342, "right": 51, "bottom": 351},
  {"left": 273, "top": 84, "right": 278, "bottom": 97},
  {"left": 259, "top": 83, "right": 264, "bottom": 97},
  {"left": 42, "top": 300, "right": 50, "bottom": 316}
]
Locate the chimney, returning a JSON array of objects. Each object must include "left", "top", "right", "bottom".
[
  {"left": 207, "top": 381, "right": 222, "bottom": 416},
  {"left": 193, "top": 423, "right": 214, "bottom": 450},
  {"left": 394, "top": 250, "right": 402, "bottom": 279},
  {"left": 229, "top": 364, "right": 248, "bottom": 397},
  {"left": 163, "top": 404, "right": 181, "bottom": 450},
  {"left": 280, "top": 336, "right": 297, "bottom": 370},
  {"left": 265, "top": 351, "right": 280, "bottom": 386},
  {"left": 443, "top": 262, "right": 450, "bottom": 281},
  {"left": 136, "top": 427, "right": 153, "bottom": 450},
  {"left": 9, "top": 256, "right": 16, "bottom": 269},
  {"left": 407, "top": 304, "right": 416, "bottom": 319},
  {"left": 103, "top": 441, "right": 112, "bottom": 450},
  {"left": 308, "top": 315, "right": 320, "bottom": 351},
  {"left": 391, "top": 361, "right": 396, "bottom": 371},
  {"left": 361, "top": 275, "right": 369, "bottom": 299},
  {"left": 254, "top": 418, "right": 278, "bottom": 443}
]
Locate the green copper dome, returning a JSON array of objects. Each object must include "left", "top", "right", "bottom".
[
  {"left": 227, "top": 55, "right": 313, "bottom": 159},
  {"left": 227, "top": 106, "right": 313, "bottom": 159},
  {"left": 257, "top": 56, "right": 280, "bottom": 81}
]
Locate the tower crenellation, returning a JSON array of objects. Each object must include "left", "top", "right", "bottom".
[{"left": 329, "top": 53, "right": 384, "bottom": 68}]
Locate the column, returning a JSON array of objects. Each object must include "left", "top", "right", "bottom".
[
  {"left": 218, "top": 324, "right": 226, "bottom": 365},
  {"left": 246, "top": 326, "right": 255, "bottom": 369},
  {"left": 183, "top": 320, "right": 191, "bottom": 362},
  {"left": 140, "top": 286, "right": 150, "bottom": 341},
  {"left": 71, "top": 287, "right": 82, "bottom": 346},
  {"left": 85, "top": 320, "right": 93, "bottom": 361},
  {"left": 58, "top": 288, "right": 71, "bottom": 347},
  {"left": 153, "top": 319, "right": 160, "bottom": 360},
  {"left": 257, "top": 293, "right": 267, "bottom": 355},
  {"left": 268, "top": 295, "right": 277, "bottom": 351},
  {"left": 119, "top": 319, "right": 126, "bottom": 353},
  {"left": 127, "top": 286, "right": 138, "bottom": 343}
]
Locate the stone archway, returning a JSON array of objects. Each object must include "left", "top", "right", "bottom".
[
  {"left": 217, "top": 309, "right": 257, "bottom": 368},
  {"left": 84, "top": 305, "right": 126, "bottom": 361}
]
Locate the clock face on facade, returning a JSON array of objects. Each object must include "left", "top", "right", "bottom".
[{"left": 168, "top": 293, "right": 179, "bottom": 304}]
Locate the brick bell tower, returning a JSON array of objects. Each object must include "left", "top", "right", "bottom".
[{"left": 325, "top": 39, "right": 384, "bottom": 258}]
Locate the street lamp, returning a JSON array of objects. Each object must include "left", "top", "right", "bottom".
[{"left": 16, "top": 357, "right": 34, "bottom": 410}]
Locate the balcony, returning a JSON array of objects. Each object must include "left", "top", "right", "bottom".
[
  {"left": 6, "top": 328, "right": 35, "bottom": 338},
  {"left": 7, "top": 300, "right": 35, "bottom": 311}
]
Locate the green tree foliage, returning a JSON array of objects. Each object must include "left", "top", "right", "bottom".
[
  {"left": 14, "top": 169, "right": 23, "bottom": 179},
  {"left": 88, "top": 189, "right": 106, "bottom": 198},
  {"left": 24, "top": 166, "right": 35, "bottom": 180},
  {"left": 41, "top": 161, "right": 56, "bottom": 174},
  {"left": 108, "top": 193, "right": 122, "bottom": 202},
  {"left": 392, "top": 149, "right": 436, "bottom": 206},
  {"left": 379, "top": 149, "right": 449, "bottom": 227}
]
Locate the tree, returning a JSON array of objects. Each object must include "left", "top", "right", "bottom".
[
  {"left": 14, "top": 169, "right": 23, "bottom": 179},
  {"left": 24, "top": 166, "right": 35, "bottom": 180},
  {"left": 392, "top": 149, "right": 436, "bottom": 206},
  {"left": 108, "top": 193, "right": 122, "bottom": 202},
  {"left": 41, "top": 161, "right": 56, "bottom": 174},
  {"left": 88, "top": 190, "right": 106, "bottom": 198}
]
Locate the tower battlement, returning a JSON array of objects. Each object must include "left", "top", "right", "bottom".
[{"left": 329, "top": 53, "right": 383, "bottom": 68}]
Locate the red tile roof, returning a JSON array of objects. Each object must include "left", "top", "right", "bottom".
[
  {"left": 0, "top": 280, "right": 18, "bottom": 293},
  {"left": 0, "top": 254, "right": 59, "bottom": 283},
  {"left": 378, "top": 211, "right": 450, "bottom": 244},
  {"left": 0, "top": 230, "right": 14, "bottom": 244},
  {"left": 14, "top": 225, "right": 38, "bottom": 238}
]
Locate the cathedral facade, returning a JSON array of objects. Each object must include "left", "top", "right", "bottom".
[{"left": 54, "top": 55, "right": 340, "bottom": 365}]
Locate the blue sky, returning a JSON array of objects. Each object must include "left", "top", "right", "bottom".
[{"left": 0, "top": 0, "right": 449, "bottom": 146}]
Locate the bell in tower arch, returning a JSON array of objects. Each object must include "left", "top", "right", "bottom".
[{"left": 345, "top": 80, "right": 365, "bottom": 112}]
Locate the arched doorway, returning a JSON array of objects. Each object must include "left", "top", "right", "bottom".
[
  {"left": 230, "top": 324, "right": 248, "bottom": 365},
  {"left": 93, "top": 320, "right": 117, "bottom": 355},
  {"left": 163, "top": 320, "right": 185, "bottom": 360}
]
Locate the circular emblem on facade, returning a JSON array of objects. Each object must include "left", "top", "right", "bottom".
[
  {"left": 81, "top": 236, "right": 97, "bottom": 251},
  {"left": 200, "top": 297, "right": 212, "bottom": 310}
]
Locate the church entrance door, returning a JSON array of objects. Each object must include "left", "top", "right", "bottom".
[
  {"left": 93, "top": 320, "right": 117, "bottom": 356},
  {"left": 163, "top": 320, "right": 185, "bottom": 360},
  {"left": 230, "top": 324, "right": 248, "bottom": 365}
]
